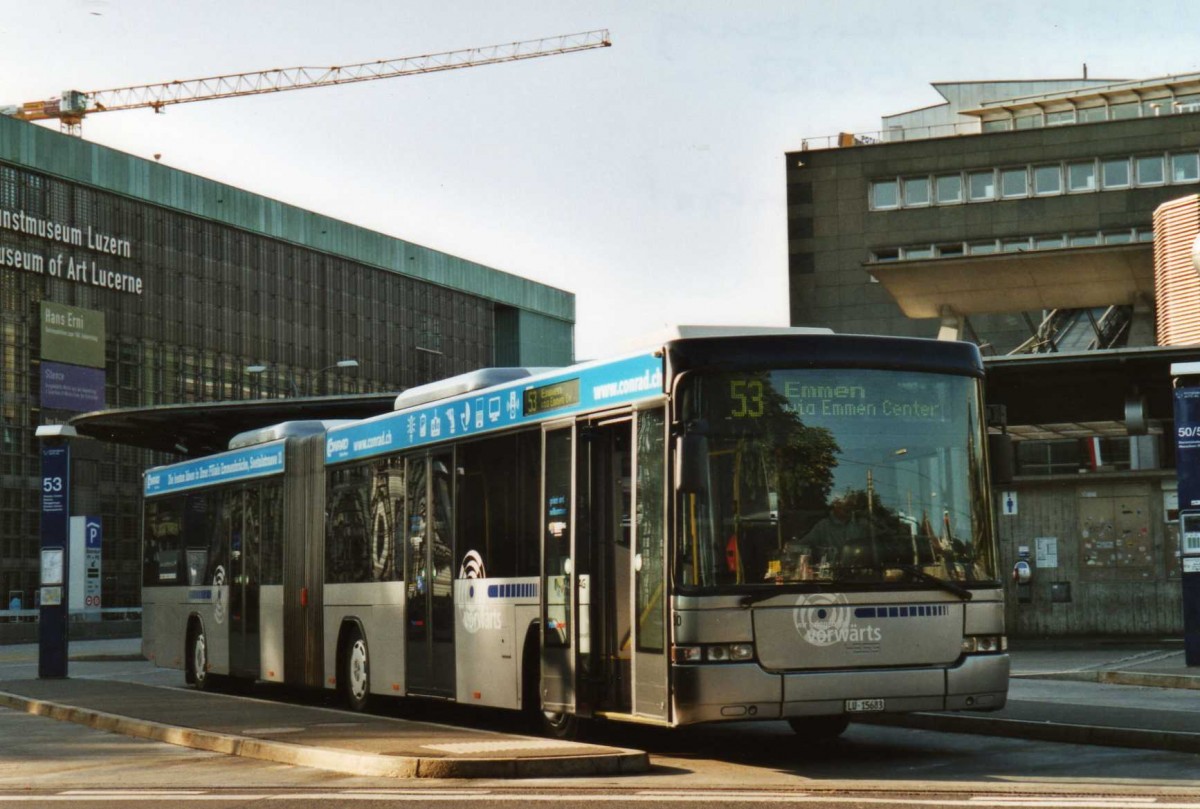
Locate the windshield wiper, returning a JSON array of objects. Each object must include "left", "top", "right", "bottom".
[{"left": 895, "top": 564, "right": 973, "bottom": 601}]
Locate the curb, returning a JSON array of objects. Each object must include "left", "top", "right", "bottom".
[
  {"left": 1015, "top": 671, "right": 1200, "bottom": 691},
  {"left": 859, "top": 712, "right": 1200, "bottom": 755},
  {"left": 0, "top": 690, "right": 648, "bottom": 778}
]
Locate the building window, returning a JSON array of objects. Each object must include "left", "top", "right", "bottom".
[
  {"left": 1014, "top": 112, "right": 1042, "bottom": 130},
  {"left": 1070, "top": 233, "right": 1100, "bottom": 247},
  {"left": 1135, "top": 155, "right": 1165, "bottom": 186},
  {"left": 968, "top": 241, "right": 998, "bottom": 255},
  {"left": 1174, "top": 94, "right": 1200, "bottom": 113},
  {"left": 1035, "top": 235, "right": 1066, "bottom": 250},
  {"left": 1000, "top": 167, "right": 1028, "bottom": 198},
  {"left": 1045, "top": 109, "right": 1076, "bottom": 127},
  {"left": 867, "top": 148, "right": 1200, "bottom": 213},
  {"left": 1172, "top": 153, "right": 1200, "bottom": 183},
  {"left": 1109, "top": 102, "right": 1139, "bottom": 120},
  {"left": 1001, "top": 238, "right": 1031, "bottom": 253},
  {"left": 872, "top": 248, "right": 900, "bottom": 262},
  {"left": 935, "top": 174, "right": 963, "bottom": 204},
  {"left": 1102, "top": 158, "right": 1130, "bottom": 189},
  {"left": 1078, "top": 105, "right": 1108, "bottom": 123},
  {"left": 1143, "top": 100, "right": 1169, "bottom": 117},
  {"left": 935, "top": 243, "right": 965, "bottom": 258},
  {"left": 1017, "top": 440, "right": 1083, "bottom": 476},
  {"left": 1104, "top": 230, "right": 1134, "bottom": 244},
  {"left": 872, "top": 180, "right": 899, "bottom": 209},
  {"left": 1067, "top": 161, "right": 1097, "bottom": 192},
  {"left": 901, "top": 245, "right": 934, "bottom": 260},
  {"left": 968, "top": 170, "right": 996, "bottom": 201},
  {"left": 981, "top": 119, "right": 1010, "bottom": 133},
  {"left": 1033, "top": 164, "right": 1062, "bottom": 196},
  {"left": 902, "top": 176, "right": 931, "bottom": 206}
]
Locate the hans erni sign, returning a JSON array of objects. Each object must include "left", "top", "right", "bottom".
[{"left": 40, "top": 301, "right": 106, "bottom": 369}]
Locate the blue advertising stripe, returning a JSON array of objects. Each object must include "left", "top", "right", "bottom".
[
  {"left": 854, "top": 604, "right": 949, "bottom": 619},
  {"left": 326, "top": 352, "right": 664, "bottom": 465},
  {"left": 485, "top": 582, "right": 537, "bottom": 599},
  {"left": 144, "top": 441, "right": 286, "bottom": 497}
]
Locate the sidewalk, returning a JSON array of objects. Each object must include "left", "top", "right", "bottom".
[
  {"left": 1009, "top": 637, "right": 1200, "bottom": 690},
  {"left": 866, "top": 638, "right": 1200, "bottom": 753},
  {"left": 0, "top": 638, "right": 646, "bottom": 779},
  {"left": 2, "top": 637, "right": 1198, "bottom": 775}
]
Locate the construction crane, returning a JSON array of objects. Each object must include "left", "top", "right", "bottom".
[{"left": 2, "top": 29, "right": 611, "bottom": 136}]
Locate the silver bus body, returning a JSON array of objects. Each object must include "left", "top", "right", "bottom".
[{"left": 141, "top": 328, "right": 1009, "bottom": 730}]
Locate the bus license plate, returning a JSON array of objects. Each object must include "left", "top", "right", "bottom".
[{"left": 845, "top": 698, "right": 885, "bottom": 713}]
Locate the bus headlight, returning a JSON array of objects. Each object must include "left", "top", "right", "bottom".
[
  {"left": 962, "top": 635, "right": 1007, "bottom": 654},
  {"left": 672, "top": 643, "right": 755, "bottom": 664}
]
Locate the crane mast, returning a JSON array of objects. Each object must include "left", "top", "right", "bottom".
[{"left": 3, "top": 29, "right": 611, "bottom": 135}]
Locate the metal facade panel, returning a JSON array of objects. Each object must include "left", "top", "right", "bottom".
[
  {"left": 0, "top": 115, "right": 573, "bottom": 321},
  {"left": 517, "top": 309, "right": 575, "bottom": 366},
  {"left": 1153, "top": 195, "right": 1200, "bottom": 345}
]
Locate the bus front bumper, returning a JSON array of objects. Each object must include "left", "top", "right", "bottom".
[{"left": 671, "top": 652, "right": 1010, "bottom": 726}]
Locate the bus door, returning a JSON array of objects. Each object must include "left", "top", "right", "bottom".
[
  {"left": 227, "top": 487, "right": 261, "bottom": 678},
  {"left": 404, "top": 451, "right": 456, "bottom": 697},
  {"left": 632, "top": 406, "right": 669, "bottom": 720},
  {"left": 578, "top": 416, "right": 632, "bottom": 712},
  {"left": 541, "top": 423, "right": 578, "bottom": 717}
]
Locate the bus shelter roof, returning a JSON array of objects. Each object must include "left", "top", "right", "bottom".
[{"left": 67, "top": 394, "right": 397, "bottom": 458}]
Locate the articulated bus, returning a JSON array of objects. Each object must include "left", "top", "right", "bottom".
[{"left": 141, "top": 327, "right": 1009, "bottom": 738}]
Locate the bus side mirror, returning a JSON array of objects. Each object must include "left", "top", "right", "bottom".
[
  {"left": 675, "top": 433, "right": 709, "bottom": 494},
  {"left": 988, "top": 433, "right": 1014, "bottom": 485}
]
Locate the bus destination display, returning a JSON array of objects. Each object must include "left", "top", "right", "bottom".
[{"left": 523, "top": 378, "right": 581, "bottom": 416}]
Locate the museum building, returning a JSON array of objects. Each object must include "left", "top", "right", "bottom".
[{"left": 0, "top": 115, "right": 575, "bottom": 611}]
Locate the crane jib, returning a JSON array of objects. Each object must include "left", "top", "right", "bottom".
[{"left": 4, "top": 30, "right": 612, "bottom": 134}]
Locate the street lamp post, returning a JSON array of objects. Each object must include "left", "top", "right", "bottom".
[
  {"left": 316, "top": 358, "right": 359, "bottom": 395},
  {"left": 245, "top": 364, "right": 298, "bottom": 397}
]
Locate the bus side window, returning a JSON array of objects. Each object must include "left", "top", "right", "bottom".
[
  {"left": 144, "top": 497, "right": 183, "bottom": 587},
  {"left": 326, "top": 464, "right": 371, "bottom": 584},
  {"left": 260, "top": 481, "right": 285, "bottom": 585},
  {"left": 454, "top": 431, "right": 540, "bottom": 580},
  {"left": 187, "top": 490, "right": 220, "bottom": 586}
]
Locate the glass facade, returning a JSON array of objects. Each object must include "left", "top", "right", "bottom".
[
  {"left": 0, "top": 158, "right": 569, "bottom": 610},
  {"left": 870, "top": 149, "right": 1200, "bottom": 210}
]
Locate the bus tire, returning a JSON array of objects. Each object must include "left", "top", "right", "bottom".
[
  {"left": 341, "top": 627, "right": 371, "bottom": 712},
  {"left": 540, "top": 708, "right": 580, "bottom": 740},
  {"left": 787, "top": 715, "right": 849, "bottom": 740},
  {"left": 520, "top": 625, "right": 578, "bottom": 738},
  {"left": 188, "top": 622, "right": 213, "bottom": 691}
]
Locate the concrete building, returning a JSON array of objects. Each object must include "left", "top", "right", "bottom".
[
  {"left": 786, "top": 74, "right": 1200, "bottom": 636},
  {"left": 0, "top": 116, "right": 574, "bottom": 611}
]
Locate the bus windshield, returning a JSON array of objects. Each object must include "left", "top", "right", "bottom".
[{"left": 675, "top": 368, "right": 995, "bottom": 590}]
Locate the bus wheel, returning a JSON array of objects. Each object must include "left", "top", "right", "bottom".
[
  {"left": 189, "top": 626, "right": 212, "bottom": 691},
  {"left": 787, "top": 715, "right": 849, "bottom": 740},
  {"left": 541, "top": 709, "right": 579, "bottom": 740},
  {"left": 342, "top": 630, "right": 371, "bottom": 712}
]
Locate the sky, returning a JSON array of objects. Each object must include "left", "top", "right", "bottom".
[{"left": 4, "top": 0, "right": 1200, "bottom": 360}]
